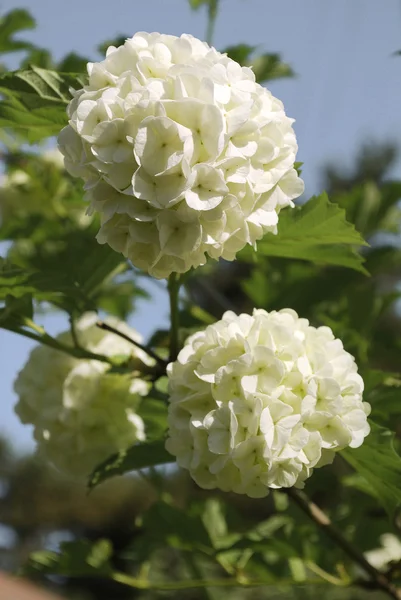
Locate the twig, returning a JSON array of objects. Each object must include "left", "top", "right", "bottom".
[
  {"left": 168, "top": 273, "right": 181, "bottom": 362},
  {"left": 195, "top": 277, "right": 237, "bottom": 312},
  {"left": 96, "top": 320, "right": 167, "bottom": 369},
  {"left": 305, "top": 561, "right": 349, "bottom": 587},
  {"left": 112, "top": 571, "right": 326, "bottom": 591},
  {"left": 287, "top": 488, "right": 401, "bottom": 600},
  {"left": 69, "top": 315, "right": 80, "bottom": 348},
  {"left": 206, "top": 0, "right": 219, "bottom": 46},
  {"left": 184, "top": 554, "right": 212, "bottom": 600},
  {"left": 4, "top": 325, "right": 114, "bottom": 365}
]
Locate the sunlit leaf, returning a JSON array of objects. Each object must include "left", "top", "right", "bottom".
[
  {"left": 0, "top": 67, "right": 85, "bottom": 141},
  {"left": 89, "top": 440, "right": 173, "bottom": 489},
  {"left": 242, "top": 193, "right": 368, "bottom": 273}
]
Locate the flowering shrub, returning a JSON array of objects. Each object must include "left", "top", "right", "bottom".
[
  {"left": 58, "top": 32, "right": 304, "bottom": 278},
  {"left": 3, "top": 5, "right": 401, "bottom": 599},
  {"left": 14, "top": 313, "right": 151, "bottom": 476}
]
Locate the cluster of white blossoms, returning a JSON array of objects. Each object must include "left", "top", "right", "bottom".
[
  {"left": 58, "top": 32, "right": 304, "bottom": 278},
  {"left": 14, "top": 313, "right": 153, "bottom": 477},
  {"left": 166, "top": 309, "right": 370, "bottom": 498}
]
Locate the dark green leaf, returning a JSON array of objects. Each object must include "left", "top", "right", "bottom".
[
  {"left": 97, "top": 36, "right": 127, "bottom": 56},
  {"left": 0, "top": 292, "right": 33, "bottom": 328},
  {"left": 225, "top": 44, "right": 255, "bottom": 64},
  {"left": 58, "top": 52, "right": 89, "bottom": 73},
  {"left": 89, "top": 440, "right": 173, "bottom": 489},
  {"left": 341, "top": 422, "right": 401, "bottom": 519},
  {"left": 225, "top": 44, "right": 293, "bottom": 82},
  {"left": 363, "top": 373, "right": 401, "bottom": 423},
  {"left": 251, "top": 53, "right": 294, "bottom": 82},
  {"left": 142, "top": 500, "right": 213, "bottom": 551}
]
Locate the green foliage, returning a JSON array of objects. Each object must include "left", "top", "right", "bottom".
[
  {"left": 241, "top": 193, "right": 368, "bottom": 273},
  {"left": 0, "top": 290, "right": 33, "bottom": 329},
  {"left": 97, "top": 36, "right": 127, "bottom": 56},
  {"left": 0, "top": 244, "right": 126, "bottom": 315},
  {"left": 24, "top": 539, "right": 113, "bottom": 578},
  {"left": 342, "top": 422, "right": 401, "bottom": 520},
  {"left": 140, "top": 500, "right": 213, "bottom": 552},
  {"left": 89, "top": 440, "right": 173, "bottom": 489},
  {"left": 0, "top": 9, "right": 35, "bottom": 55},
  {"left": 0, "top": 68, "right": 85, "bottom": 141},
  {"left": 137, "top": 394, "right": 169, "bottom": 441},
  {"left": 225, "top": 43, "right": 294, "bottom": 82},
  {"left": 1, "top": 5, "right": 401, "bottom": 600}
]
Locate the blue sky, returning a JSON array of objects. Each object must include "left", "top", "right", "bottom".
[{"left": 1, "top": 0, "right": 401, "bottom": 451}]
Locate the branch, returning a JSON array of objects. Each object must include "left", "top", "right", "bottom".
[
  {"left": 112, "top": 571, "right": 325, "bottom": 591},
  {"left": 206, "top": 0, "right": 219, "bottom": 46},
  {"left": 96, "top": 320, "right": 167, "bottom": 369},
  {"left": 69, "top": 315, "right": 80, "bottom": 348},
  {"left": 4, "top": 325, "right": 115, "bottom": 365},
  {"left": 168, "top": 273, "right": 181, "bottom": 362},
  {"left": 287, "top": 488, "right": 401, "bottom": 600}
]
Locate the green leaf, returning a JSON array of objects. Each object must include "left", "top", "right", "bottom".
[
  {"left": 97, "top": 36, "right": 127, "bottom": 56},
  {"left": 137, "top": 396, "right": 168, "bottom": 441},
  {"left": 189, "top": 0, "right": 210, "bottom": 9},
  {"left": 79, "top": 244, "right": 126, "bottom": 298},
  {"left": 20, "top": 48, "right": 53, "bottom": 70},
  {"left": 0, "top": 292, "right": 33, "bottom": 328},
  {"left": 225, "top": 44, "right": 293, "bottom": 82},
  {"left": 0, "top": 67, "right": 85, "bottom": 141},
  {"left": 225, "top": 44, "right": 255, "bottom": 64},
  {"left": 142, "top": 500, "right": 213, "bottom": 551},
  {"left": 202, "top": 498, "right": 228, "bottom": 548},
  {"left": 0, "top": 9, "right": 35, "bottom": 54},
  {"left": 243, "top": 193, "right": 368, "bottom": 273},
  {"left": 363, "top": 371, "right": 401, "bottom": 423},
  {"left": 341, "top": 422, "right": 401, "bottom": 519},
  {"left": 23, "top": 539, "right": 113, "bottom": 578},
  {"left": 251, "top": 53, "right": 294, "bottom": 82},
  {"left": 0, "top": 245, "right": 126, "bottom": 314},
  {"left": 89, "top": 440, "right": 173, "bottom": 489},
  {"left": 58, "top": 52, "right": 89, "bottom": 73}
]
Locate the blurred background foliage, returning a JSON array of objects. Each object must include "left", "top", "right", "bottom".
[{"left": 0, "top": 1, "right": 401, "bottom": 599}]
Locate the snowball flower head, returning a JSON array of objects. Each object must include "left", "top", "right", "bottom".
[
  {"left": 14, "top": 313, "right": 153, "bottom": 477},
  {"left": 58, "top": 32, "right": 304, "bottom": 278},
  {"left": 166, "top": 309, "right": 370, "bottom": 497}
]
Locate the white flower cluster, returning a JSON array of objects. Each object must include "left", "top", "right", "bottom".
[
  {"left": 166, "top": 309, "right": 370, "bottom": 497},
  {"left": 14, "top": 313, "right": 152, "bottom": 477},
  {"left": 58, "top": 32, "right": 304, "bottom": 278}
]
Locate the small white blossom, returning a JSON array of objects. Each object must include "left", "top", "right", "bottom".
[
  {"left": 166, "top": 309, "right": 370, "bottom": 497},
  {"left": 14, "top": 313, "right": 153, "bottom": 477},
  {"left": 58, "top": 32, "right": 304, "bottom": 278},
  {"left": 365, "top": 535, "right": 401, "bottom": 571}
]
